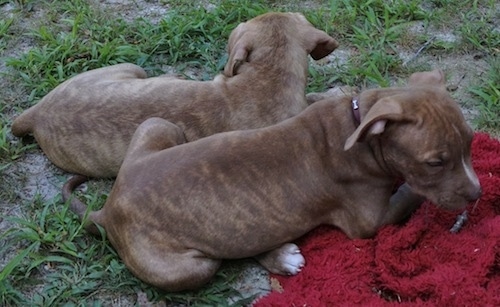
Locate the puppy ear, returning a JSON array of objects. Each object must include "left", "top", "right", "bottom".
[
  {"left": 224, "top": 23, "right": 251, "bottom": 77},
  {"left": 344, "top": 97, "right": 405, "bottom": 151},
  {"left": 224, "top": 43, "right": 249, "bottom": 77},
  {"left": 408, "top": 69, "right": 446, "bottom": 89},
  {"left": 307, "top": 30, "right": 339, "bottom": 60}
]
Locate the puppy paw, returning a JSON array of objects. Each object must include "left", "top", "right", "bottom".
[{"left": 255, "top": 243, "right": 305, "bottom": 275}]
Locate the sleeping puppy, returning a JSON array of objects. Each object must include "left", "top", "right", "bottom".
[{"left": 11, "top": 12, "right": 338, "bottom": 178}]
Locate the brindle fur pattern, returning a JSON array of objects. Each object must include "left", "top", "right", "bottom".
[
  {"left": 12, "top": 12, "right": 338, "bottom": 178},
  {"left": 63, "top": 69, "right": 481, "bottom": 292}
]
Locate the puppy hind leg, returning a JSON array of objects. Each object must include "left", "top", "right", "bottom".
[
  {"left": 127, "top": 248, "right": 221, "bottom": 292},
  {"left": 125, "top": 117, "right": 187, "bottom": 160},
  {"left": 254, "top": 243, "right": 305, "bottom": 275}
]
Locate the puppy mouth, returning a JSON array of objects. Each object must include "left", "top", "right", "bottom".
[
  {"left": 438, "top": 186, "right": 482, "bottom": 210},
  {"left": 405, "top": 183, "right": 479, "bottom": 211},
  {"left": 439, "top": 200, "right": 468, "bottom": 211},
  {"left": 434, "top": 194, "right": 476, "bottom": 211},
  {"left": 409, "top": 187, "right": 468, "bottom": 211}
]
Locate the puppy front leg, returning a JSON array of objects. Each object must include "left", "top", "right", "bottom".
[
  {"left": 254, "top": 243, "right": 305, "bottom": 275},
  {"left": 125, "top": 117, "right": 187, "bottom": 160},
  {"left": 381, "top": 183, "right": 425, "bottom": 226}
]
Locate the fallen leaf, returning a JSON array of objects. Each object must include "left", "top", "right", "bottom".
[{"left": 270, "top": 277, "right": 284, "bottom": 293}]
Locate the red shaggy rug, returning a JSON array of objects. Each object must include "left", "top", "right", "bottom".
[{"left": 256, "top": 133, "right": 500, "bottom": 306}]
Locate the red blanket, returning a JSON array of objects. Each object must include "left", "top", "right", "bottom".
[{"left": 256, "top": 133, "right": 500, "bottom": 306}]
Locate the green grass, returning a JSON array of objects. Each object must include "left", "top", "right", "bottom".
[
  {"left": 0, "top": 190, "right": 252, "bottom": 306},
  {"left": 0, "top": 112, "right": 36, "bottom": 171},
  {"left": 470, "top": 57, "right": 500, "bottom": 133},
  {"left": 0, "top": 16, "right": 13, "bottom": 53},
  {"left": 5, "top": 0, "right": 269, "bottom": 107},
  {"left": 1, "top": 0, "right": 499, "bottom": 305}
]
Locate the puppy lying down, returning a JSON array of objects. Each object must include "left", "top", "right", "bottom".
[
  {"left": 63, "top": 69, "right": 481, "bottom": 292},
  {"left": 12, "top": 12, "right": 338, "bottom": 178}
]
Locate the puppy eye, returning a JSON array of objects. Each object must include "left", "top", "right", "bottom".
[{"left": 426, "top": 160, "right": 443, "bottom": 167}]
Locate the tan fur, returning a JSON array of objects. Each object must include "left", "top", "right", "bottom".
[
  {"left": 63, "top": 69, "right": 481, "bottom": 291},
  {"left": 12, "top": 12, "right": 338, "bottom": 178}
]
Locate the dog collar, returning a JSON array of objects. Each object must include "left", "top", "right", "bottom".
[{"left": 351, "top": 97, "right": 361, "bottom": 126}]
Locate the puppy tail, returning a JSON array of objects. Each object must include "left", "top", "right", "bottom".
[
  {"left": 11, "top": 107, "right": 35, "bottom": 137},
  {"left": 62, "top": 175, "right": 101, "bottom": 235}
]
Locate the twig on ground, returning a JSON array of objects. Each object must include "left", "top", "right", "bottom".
[
  {"left": 450, "top": 199, "right": 480, "bottom": 233},
  {"left": 403, "top": 36, "right": 436, "bottom": 66}
]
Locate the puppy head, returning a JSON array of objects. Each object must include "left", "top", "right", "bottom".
[
  {"left": 344, "top": 69, "right": 448, "bottom": 149},
  {"left": 224, "top": 12, "right": 339, "bottom": 76},
  {"left": 344, "top": 70, "right": 481, "bottom": 210}
]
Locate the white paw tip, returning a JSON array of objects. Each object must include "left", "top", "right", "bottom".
[{"left": 281, "top": 250, "right": 306, "bottom": 275}]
